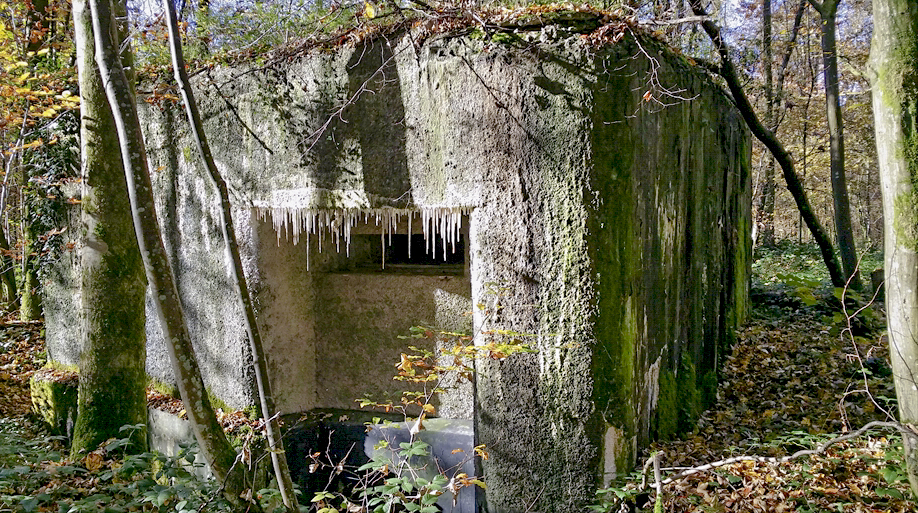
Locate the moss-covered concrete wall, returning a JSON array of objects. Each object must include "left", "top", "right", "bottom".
[{"left": 44, "top": 20, "right": 749, "bottom": 513}]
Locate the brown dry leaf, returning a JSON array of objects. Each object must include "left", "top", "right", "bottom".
[{"left": 83, "top": 450, "right": 106, "bottom": 472}]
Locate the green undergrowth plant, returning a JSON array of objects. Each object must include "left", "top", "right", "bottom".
[
  {"left": 308, "top": 287, "right": 537, "bottom": 513},
  {"left": 752, "top": 241, "right": 886, "bottom": 339},
  {"left": 0, "top": 420, "right": 295, "bottom": 513},
  {"left": 753, "top": 240, "right": 883, "bottom": 287}
]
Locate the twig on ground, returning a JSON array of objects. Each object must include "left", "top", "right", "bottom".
[{"left": 639, "top": 420, "right": 905, "bottom": 489}]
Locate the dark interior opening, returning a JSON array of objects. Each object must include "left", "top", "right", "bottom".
[{"left": 352, "top": 233, "right": 465, "bottom": 274}]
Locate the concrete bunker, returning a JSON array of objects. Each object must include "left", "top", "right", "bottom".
[{"left": 43, "top": 18, "right": 751, "bottom": 513}]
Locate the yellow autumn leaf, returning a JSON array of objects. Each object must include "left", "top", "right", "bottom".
[
  {"left": 39, "top": 108, "right": 56, "bottom": 117},
  {"left": 9, "top": 140, "right": 43, "bottom": 151},
  {"left": 363, "top": 1, "right": 376, "bottom": 19},
  {"left": 422, "top": 403, "right": 436, "bottom": 414}
]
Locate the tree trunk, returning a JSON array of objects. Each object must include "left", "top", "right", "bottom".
[
  {"left": 757, "top": 0, "right": 777, "bottom": 247},
  {"left": 69, "top": 0, "right": 148, "bottom": 457},
  {"left": 25, "top": 0, "right": 51, "bottom": 56},
  {"left": 688, "top": 0, "right": 846, "bottom": 288},
  {"left": 86, "top": 0, "right": 253, "bottom": 505},
  {"left": 869, "top": 0, "right": 918, "bottom": 497},
  {"left": 0, "top": 227, "right": 17, "bottom": 309},
  {"left": 19, "top": 195, "right": 42, "bottom": 321},
  {"left": 160, "top": 0, "right": 298, "bottom": 508},
  {"left": 810, "top": 0, "right": 863, "bottom": 290},
  {"left": 758, "top": 0, "right": 807, "bottom": 247}
]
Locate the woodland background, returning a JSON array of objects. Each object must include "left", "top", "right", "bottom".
[{"left": 0, "top": 0, "right": 908, "bottom": 512}]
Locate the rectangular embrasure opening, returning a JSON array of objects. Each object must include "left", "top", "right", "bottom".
[{"left": 349, "top": 232, "right": 466, "bottom": 274}]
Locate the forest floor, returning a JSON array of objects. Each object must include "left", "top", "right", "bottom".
[
  {"left": 618, "top": 283, "right": 915, "bottom": 512},
  {"left": 0, "top": 316, "right": 50, "bottom": 450},
  {"left": 0, "top": 281, "right": 916, "bottom": 511}
]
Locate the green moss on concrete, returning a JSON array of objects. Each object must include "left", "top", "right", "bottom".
[
  {"left": 30, "top": 370, "right": 78, "bottom": 437},
  {"left": 733, "top": 169, "right": 752, "bottom": 328},
  {"left": 148, "top": 377, "right": 255, "bottom": 421},
  {"left": 676, "top": 354, "right": 701, "bottom": 434},
  {"left": 148, "top": 377, "right": 180, "bottom": 399},
  {"left": 655, "top": 355, "right": 706, "bottom": 441},
  {"left": 45, "top": 360, "right": 79, "bottom": 373},
  {"left": 589, "top": 47, "right": 640, "bottom": 465},
  {"left": 656, "top": 369, "right": 677, "bottom": 441},
  {"left": 700, "top": 370, "right": 718, "bottom": 406},
  {"left": 490, "top": 31, "right": 522, "bottom": 44}
]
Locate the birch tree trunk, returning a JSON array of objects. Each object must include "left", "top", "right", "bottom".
[
  {"left": 70, "top": 0, "right": 148, "bottom": 456},
  {"left": 160, "top": 0, "right": 298, "bottom": 508},
  {"left": 86, "top": 0, "right": 253, "bottom": 504},
  {"left": 869, "top": 0, "right": 918, "bottom": 496}
]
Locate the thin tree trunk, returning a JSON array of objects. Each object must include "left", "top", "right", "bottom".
[
  {"left": 869, "top": 0, "right": 918, "bottom": 497},
  {"left": 688, "top": 0, "right": 846, "bottom": 288},
  {"left": 0, "top": 226, "right": 17, "bottom": 308},
  {"left": 25, "top": 0, "right": 51, "bottom": 56},
  {"left": 757, "top": 0, "right": 777, "bottom": 247},
  {"left": 19, "top": 186, "right": 42, "bottom": 321},
  {"left": 161, "top": 0, "right": 298, "bottom": 508},
  {"left": 86, "top": 0, "right": 253, "bottom": 505},
  {"left": 809, "top": 0, "right": 863, "bottom": 290},
  {"left": 773, "top": 0, "right": 808, "bottom": 121},
  {"left": 0, "top": 154, "right": 18, "bottom": 309},
  {"left": 762, "top": 0, "right": 807, "bottom": 245},
  {"left": 69, "top": 0, "right": 148, "bottom": 457}
]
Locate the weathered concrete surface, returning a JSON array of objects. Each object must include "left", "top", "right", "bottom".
[
  {"left": 314, "top": 272, "right": 471, "bottom": 412},
  {"left": 45, "top": 21, "right": 749, "bottom": 513},
  {"left": 42, "top": 193, "right": 82, "bottom": 367}
]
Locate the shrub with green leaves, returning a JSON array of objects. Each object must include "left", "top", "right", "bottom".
[{"left": 0, "top": 422, "right": 247, "bottom": 513}]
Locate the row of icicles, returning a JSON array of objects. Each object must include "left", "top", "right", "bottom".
[{"left": 255, "top": 206, "right": 470, "bottom": 270}]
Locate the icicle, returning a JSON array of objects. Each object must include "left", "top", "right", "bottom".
[{"left": 259, "top": 205, "right": 467, "bottom": 269}]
